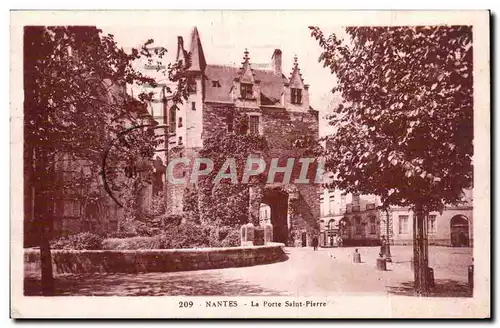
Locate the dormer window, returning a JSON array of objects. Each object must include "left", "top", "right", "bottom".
[
  {"left": 291, "top": 88, "right": 302, "bottom": 104},
  {"left": 241, "top": 83, "right": 253, "bottom": 99}
]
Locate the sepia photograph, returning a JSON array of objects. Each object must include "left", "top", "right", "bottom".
[{"left": 10, "top": 10, "right": 490, "bottom": 318}]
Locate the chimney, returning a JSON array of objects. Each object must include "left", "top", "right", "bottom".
[
  {"left": 176, "top": 36, "right": 186, "bottom": 64},
  {"left": 272, "top": 49, "right": 282, "bottom": 76}
]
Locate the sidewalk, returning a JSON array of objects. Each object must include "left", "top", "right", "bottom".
[{"left": 317, "top": 245, "right": 473, "bottom": 281}]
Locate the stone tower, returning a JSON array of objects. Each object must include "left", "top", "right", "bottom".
[{"left": 163, "top": 27, "right": 320, "bottom": 246}]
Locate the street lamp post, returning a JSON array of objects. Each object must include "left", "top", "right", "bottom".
[
  {"left": 385, "top": 208, "right": 392, "bottom": 262},
  {"left": 163, "top": 123, "right": 169, "bottom": 228},
  {"left": 160, "top": 89, "right": 169, "bottom": 225}
]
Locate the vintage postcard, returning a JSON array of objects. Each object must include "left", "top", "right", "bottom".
[{"left": 10, "top": 10, "right": 490, "bottom": 318}]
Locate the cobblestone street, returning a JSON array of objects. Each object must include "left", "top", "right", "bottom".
[{"left": 25, "top": 246, "right": 473, "bottom": 297}]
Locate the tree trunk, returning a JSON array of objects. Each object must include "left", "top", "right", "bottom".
[
  {"left": 412, "top": 205, "right": 429, "bottom": 296},
  {"left": 39, "top": 224, "right": 54, "bottom": 295},
  {"left": 24, "top": 27, "right": 55, "bottom": 296},
  {"left": 384, "top": 209, "right": 392, "bottom": 260},
  {"left": 33, "top": 151, "right": 55, "bottom": 296}
]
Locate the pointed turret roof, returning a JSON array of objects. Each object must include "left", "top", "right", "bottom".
[
  {"left": 188, "top": 27, "right": 206, "bottom": 72},
  {"left": 237, "top": 48, "right": 258, "bottom": 83},
  {"left": 289, "top": 55, "right": 305, "bottom": 86}
]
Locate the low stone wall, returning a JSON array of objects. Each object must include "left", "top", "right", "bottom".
[{"left": 24, "top": 243, "right": 286, "bottom": 274}]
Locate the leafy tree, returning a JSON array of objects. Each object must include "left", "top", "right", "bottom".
[
  {"left": 24, "top": 26, "right": 186, "bottom": 295},
  {"left": 310, "top": 25, "right": 473, "bottom": 296},
  {"left": 107, "top": 127, "right": 165, "bottom": 236},
  {"left": 183, "top": 187, "right": 200, "bottom": 223}
]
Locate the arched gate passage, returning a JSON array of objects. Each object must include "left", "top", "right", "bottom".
[{"left": 261, "top": 188, "right": 289, "bottom": 244}]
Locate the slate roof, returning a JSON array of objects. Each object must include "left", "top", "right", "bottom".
[
  {"left": 204, "top": 64, "right": 288, "bottom": 105},
  {"left": 187, "top": 27, "right": 206, "bottom": 72}
]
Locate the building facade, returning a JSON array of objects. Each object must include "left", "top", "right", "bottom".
[
  {"left": 318, "top": 189, "right": 382, "bottom": 247},
  {"left": 159, "top": 27, "right": 321, "bottom": 246},
  {"left": 388, "top": 191, "right": 473, "bottom": 246},
  {"left": 318, "top": 188, "right": 473, "bottom": 247}
]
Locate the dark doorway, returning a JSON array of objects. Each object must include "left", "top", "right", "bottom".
[
  {"left": 83, "top": 199, "right": 101, "bottom": 233},
  {"left": 450, "top": 215, "right": 470, "bottom": 247},
  {"left": 301, "top": 232, "right": 307, "bottom": 247},
  {"left": 262, "top": 188, "right": 289, "bottom": 244}
]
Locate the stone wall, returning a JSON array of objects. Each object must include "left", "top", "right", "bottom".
[
  {"left": 164, "top": 146, "right": 201, "bottom": 216},
  {"left": 24, "top": 243, "right": 286, "bottom": 274},
  {"left": 290, "top": 184, "right": 320, "bottom": 246},
  {"left": 202, "top": 103, "right": 233, "bottom": 139},
  {"left": 261, "top": 108, "right": 320, "bottom": 246},
  {"left": 170, "top": 103, "right": 321, "bottom": 246}
]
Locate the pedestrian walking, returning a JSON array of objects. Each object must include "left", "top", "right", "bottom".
[{"left": 312, "top": 235, "right": 318, "bottom": 251}]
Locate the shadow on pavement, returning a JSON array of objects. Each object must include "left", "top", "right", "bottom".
[
  {"left": 278, "top": 252, "right": 290, "bottom": 262},
  {"left": 387, "top": 279, "right": 472, "bottom": 297},
  {"left": 24, "top": 270, "right": 288, "bottom": 296},
  {"left": 392, "top": 260, "right": 411, "bottom": 264},
  {"left": 24, "top": 253, "right": 290, "bottom": 297}
]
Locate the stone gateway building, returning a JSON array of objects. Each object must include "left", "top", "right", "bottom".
[{"left": 159, "top": 27, "right": 321, "bottom": 246}]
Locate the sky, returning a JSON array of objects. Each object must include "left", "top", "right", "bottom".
[{"left": 99, "top": 11, "right": 347, "bottom": 136}]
